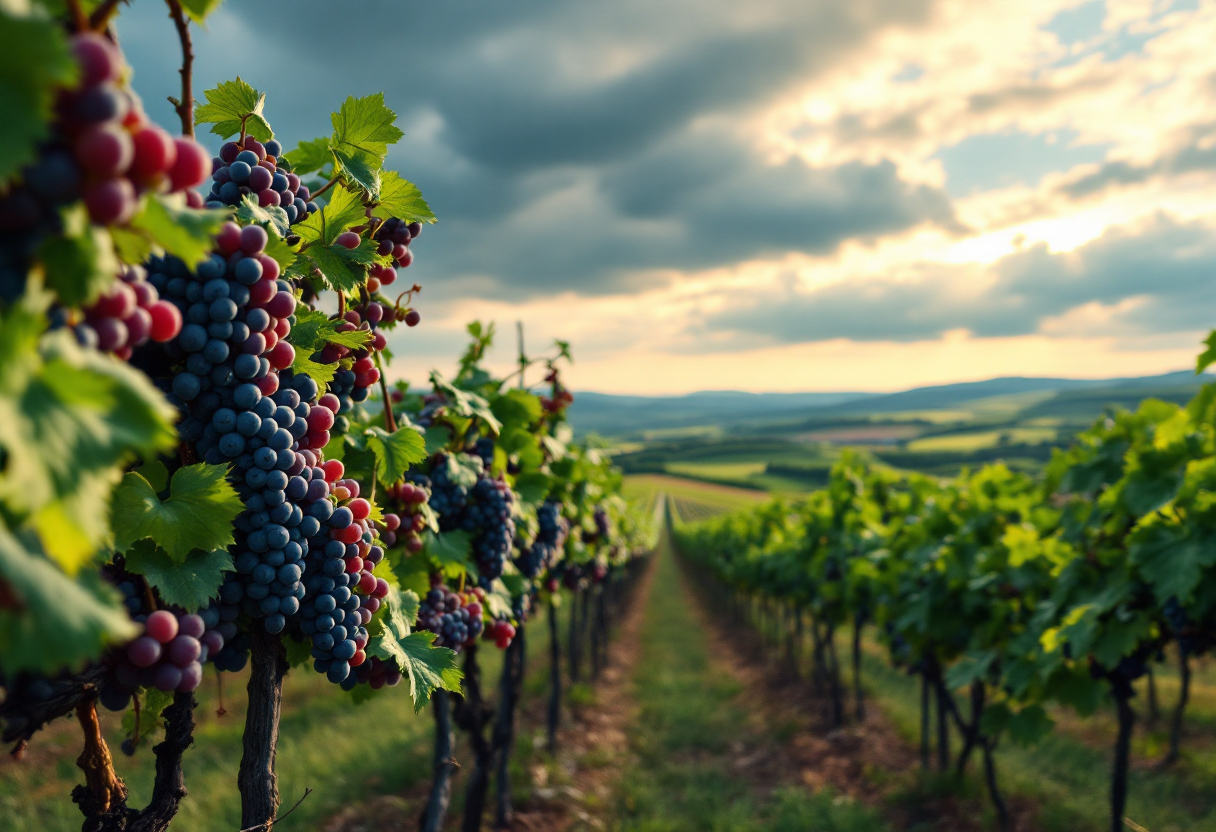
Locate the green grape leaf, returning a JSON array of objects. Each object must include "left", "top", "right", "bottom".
[
  {"left": 195, "top": 77, "right": 273, "bottom": 141},
  {"left": 123, "top": 689, "right": 173, "bottom": 743},
  {"left": 303, "top": 243, "right": 366, "bottom": 293},
  {"left": 333, "top": 147, "right": 381, "bottom": 200},
  {"left": 134, "top": 458, "right": 170, "bottom": 492},
  {"left": 1121, "top": 467, "right": 1184, "bottom": 516},
  {"left": 368, "top": 629, "right": 461, "bottom": 712},
  {"left": 110, "top": 226, "right": 154, "bottom": 265},
  {"left": 289, "top": 307, "right": 373, "bottom": 353},
  {"left": 0, "top": 525, "right": 139, "bottom": 674},
  {"left": 236, "top": 194, "right": 290, "bottom": 237},
  {"left": 1129, "top": 524, "right": 1215, "bottom": 605},
  {"left": 260, "top": 229, "right": 296, "bottom": 272},
  {"left": 283, "top": 636, "right": 313, "bottom": 668},
  {"left": 282, "top": 137, "right": 333, "bottom": 176},
  {"left": 330, "top": 94, "right": 403, "bottom": 165},
  {"left": 290, "top": 350, "right": 337, "bottom": 388},
  {"left": 365, "top": 426, "right": 427, "bottom": 484},
  {"left": 373, "top": 171, "right": 436, "bottom": 224},
  {"left": 422, "top": 529, "right": 473, "bottom": 576},
  {"left": 1198, "top": 330, "right": 1216, "bottom": 373},
  {"left": 424, "top": 425, "right": 452, "bottom": 455},
  {"left": 124, "top": 541, "right": 233, "bottom": 612},
  {"left": 491, "top": 390, "right": 542, "bottom": 432},
  {"left": 0, "top": 4, "right": 77, "bottom": 184},
  {"left": 293, "top": 185, "right": 365, "bottom": 246},
  {"left": 111, "top": 464, "right": 243, "bottom": 563},
  {"left": 430, "top": 372, "right": 502, "bottom": 434},
  {"left": 131, "top": 196, "right": 230, "bottom": 268},
  {"left": 512, "top": 471, "right": 552, "bottom": 505},
  {"left": 980, "top": 702, "right": 1053, "bottom": 746},
  {"left": 0, "top": 310, "right": 177, "bottom": 544},
  {"left": 39, "top": 205, "right": 118, "bottom": 307},
  {"left": 178, "top": 0, "right": 226, "bottom": 24}
]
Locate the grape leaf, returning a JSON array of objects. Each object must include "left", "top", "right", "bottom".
[
  {"left": 290, "top": 350, "right": 337, "bottom": 388},
  {"left": 195, "top": 77, "right": 273, "bottom": 141},
  {"left": 330, "top": 94, "right": 403, "bottom": 164},
  {"left": 124, "top": 541, "right": 234, "bottom": 612},
  {"left": 0, "top": 307, "right": 177, "bottom": 546},
  {"left": 0, "top": 525, "right": 139, "bottom": 674},
  {"left": 302, "top": 244, "right": 366, "bottom": 293},
  {"left": 1129, "top": 523, "right": 1215, "bottom": 605},
  {"left": 372, "top": 171, "right": 436, "bottom": 224},
  {"left": 123, "top": 689, "right": 173, "bottom": 744},
  {"left": 261, "top": 230, "right": 296, "bottom": 273},
  {"left": 1198, "top": 330, "right": 1216, "bottom": 373},
  {"left": 236, "top": 194, "right": 290, "bottom": 237},
  {"left": 111, "top": 464, "right": 243, "bottom": 563},
  {"left": 368, "top": 629, "right": 461, "bottom": 712},
  {"left": 491, "top": 390, "right": 542, "bottom": 433},
  {"left": 282, "top": 137, "right": 333, "bottom": 176},
  {"left": 178, "top": 0, "right": 225, "bottom": 24},
  {"left": 364, "top": 426, "right": 427, "bottom": 484},
  {"left": 39, "top": 205, "right": 118, "bottom": 307},
  {"left": 333, "top": 147, "right": 381, "bottom": 200},
  {"left": 110, "top": 226, "right": 154, "bottom": 265},
  {"left": 130, "top": 196, "right": 230, "bottom": 268},
  {"left": 0, "top": 4, "right": 77, "bottom": 184},
  {"left": 430, "top": 372, "right": 502, "bottom": 434},
  {"left": 422, "top": 529, "right": 473, "bottom": 577},
  {"left": 513, "top": 471, "right": 552, "bottom": 504},
  {"left": 293, "top": 185, "right": 365, "bottom": 246}
]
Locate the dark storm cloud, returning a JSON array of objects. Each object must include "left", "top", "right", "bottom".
[
  {"left": 118, "top": 0, "right": 952, "bottom": 296},
  {"left": 700, "top": 213, "right": 1216, "bottom": 343}
]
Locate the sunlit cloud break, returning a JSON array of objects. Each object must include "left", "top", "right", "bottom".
[{"left": 117, "top": 0, "right": 1216, "bottom": 393}]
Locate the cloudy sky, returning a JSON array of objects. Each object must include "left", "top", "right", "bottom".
[{"left": 119, "top": 0, "right": 1216, "bottom": 394}]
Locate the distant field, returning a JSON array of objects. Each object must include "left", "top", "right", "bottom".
[
  {"left": 666, "top": 462, "right": 768, "bottom": 481},
  {"left": 624, "top": 474, "right": 769, "bottom": 519},
  {"left": 907, "top": 426, "right": 1056, "bottom": 452}
]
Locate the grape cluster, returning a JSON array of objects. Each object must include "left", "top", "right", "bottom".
[
  {"left": 381, "top": 480, "right": 430, "bottom": 553},
  {"left": 516, "top": 499, "right": 567, "bottom": 579},
  {"left": 109, "top": 609, "right": 206, "bottom": 701},
  {"left": 312, "top": 303, "right": 387, "bottom": 435},
  {"left": 78, "top": 263, "right": 182, "bottom": 356},
  {"left": 0, "top": 33, "right": 209, "bottom": 304},
  {"left": 484, "top": 618, "right": 517, "bottom": 650},
  {"left": 593, "top": 507, "right": 611, "bottom": 541},
  {"left": 203, "top": 138, "right": 315, "bottom": 224},
  {"left": 149, "top": 223, "right": 297, "bottom": 408},
  {"left": 348, "top": 655, "right": 403, "bottom": 690},
  {"left": 412, "top": 454, "right": 471, "bottom": 529},
  {"left": 461, "top": 476, "right": 516, "bottom": 582},
  {"left": 372, "top": 216, "right": 421, "bottom": 273},
  {"left": 297, "top": 471, "right": 390, "bottom": 685},
  {"left": 472, "top": 437, "right": 495, "bottom": 471},
  {"left": 417, "top": 583, "right": 483, "bottom": 651}
]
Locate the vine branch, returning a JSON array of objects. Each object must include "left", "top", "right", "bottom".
[
  {"left": 88, "top": 0, "right": 127, "bottom": 30},
  {"left": 164, "top": 0, "right": 195, "bottom": 137}
]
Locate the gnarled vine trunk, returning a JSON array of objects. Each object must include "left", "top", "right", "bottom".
[{"left": 238, "top": 628, "right": 287, "bottom": 832}]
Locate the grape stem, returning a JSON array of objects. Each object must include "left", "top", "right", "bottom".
[
  {"left": 375, "top": 352, "right": 397, "bottom": 433},
  {"left": 163, "top": 0, "right": 195, "bottom": 138},
  {"left": 66, "top": 0, "right": 88, "bottom": 31},
  {"left": 310, "top": 173, "right": 341, "bottom": 202},
  {"left": 88, "top": 0, "right": 127, "bottom": 29}
]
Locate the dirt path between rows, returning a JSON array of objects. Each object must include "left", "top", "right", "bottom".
[
  {"left": 324, "top": 555, "right": 657, "bottom": 832},
  {"left": 674, "top": 562, "right": 1043, "bottom": 832}
]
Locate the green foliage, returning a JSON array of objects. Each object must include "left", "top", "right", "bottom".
[
  {"left": 111, "top": 464, "right": 244, "bottom": 563},
  {"left": 0, "top": 3, "right": 77, "bottom": 185},
  {"left": 365, "top": 426, "right": 427, "bottom": 484},
  {"left": 129, "top": 196, "right": 231, "bottom": 268},
  {"left": 372, "top": 171, "right": 436, "bottom": 225},
  {"left": 124, "top": 541, "right": 234, "bottom": 612},
  {"left": 0, "top": 525, "right": 139, "bottom": 674},
  {"left": 39, "top": 205, "right": 118, "bottom": 307},
  {"left": 195, "top": 77, "right": 273, "bottom": 141},
  {"left": 0, "top": 298, "right": 177, "bottom": 572}
]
